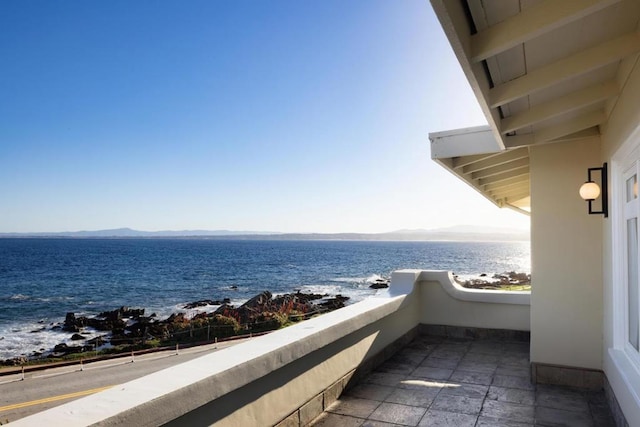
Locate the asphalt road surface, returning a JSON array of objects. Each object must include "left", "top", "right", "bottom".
[{"left": 0, "top": 339, "right": 249, "bottom": 423}]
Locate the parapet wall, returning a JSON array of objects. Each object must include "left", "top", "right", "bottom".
[
  {"left": 11, "top": 293, "right": 420, "bottom": 427},
  {"left": 414, "top": 270, "right": 531, "bottom": 332},
  {"left": 11, "top": 270, "right": 531, "bottom": 427}
]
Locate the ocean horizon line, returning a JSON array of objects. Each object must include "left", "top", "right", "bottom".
[{"left": 0, "top": 226, "right": 530, "bottom": 242}]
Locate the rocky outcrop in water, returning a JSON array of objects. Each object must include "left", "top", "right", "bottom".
[
  {"left": 0, "top": 291, "right": 351, "bottom": 363},
  {"left": 456, "top": 271, "right": 531, "bottom": 289}
]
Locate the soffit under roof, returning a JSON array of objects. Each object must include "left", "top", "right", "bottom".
[{"left": 428, "top": 0, "right": 640, "bottom": 213}]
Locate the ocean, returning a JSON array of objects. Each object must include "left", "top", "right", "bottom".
[{"left": 0, "top": 238, "right": 530, "bottom": 360}]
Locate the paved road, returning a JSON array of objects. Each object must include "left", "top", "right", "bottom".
[{"left": 0, "top": 339, "right": 249, "bottom": 423}]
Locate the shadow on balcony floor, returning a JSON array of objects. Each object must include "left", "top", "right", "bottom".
[{"left": 309, "top": 335, "right": 615, "bottom": 427}]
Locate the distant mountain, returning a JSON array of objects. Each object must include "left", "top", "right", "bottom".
[
  {"left": 0, "top": 228, "right": 277, "bottom": 238},
  {"left": 0, "top": 225, "right": 529, "bottom": 241}
]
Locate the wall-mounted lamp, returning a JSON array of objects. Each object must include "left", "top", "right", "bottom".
[{"left": 579, "top": 162, "right": 608, "bottom": 217}]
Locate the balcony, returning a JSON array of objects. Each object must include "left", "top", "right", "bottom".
[{"left": 9, "top": 270, "right": 614, "bottom": 426}]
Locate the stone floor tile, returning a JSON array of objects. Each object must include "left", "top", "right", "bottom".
[
  {"left": 347, "top": 383, "right": 396, "bottom": 401},
  {"left": 404, "top": 343, "right": 438, "bottom": 355},
  {"left": 385, "top": 388, "right": 437, "bottom": 407},
  {"left": 411, "top": 366, "right": 453, "bottom": 381},
  {"left": 536, "top": 391, "right": 590, "bottom": 413},
  {"left": 500, "top": 354, "right": 530, "bottom": 367},
  {"left": 592, "top": 413, "right": 617, "bottom": 427},
  {"left": 438, "top": 342, "right": 471, "bottom": 351},
  {"left": 535, "top": 405, "right": 594, "bottom": 427},
  {"left": 365, "top": 372, "right": 407, "bottom": 388},
  {"left": 310, "top": 412, "right": 365, "bottom": 427},
  {"left": 417, "top": 409, "right": 477, "bottom": 427},
  {"left": 327, "top": 396, "right": 381, "bottom": 418},
  {"left": 468, "top": 341, "right": 505, "bottom": 355},
  {"left": 461, "top": 353, "right": 500, "bottom": 364},
  {"left": 402, "top": 348, "right": 431, "bottom": 361},
  {"left": 368, "top": 402, "right": 427, "bottom": 426},
  {"left": 589, "top": 394, "right": 617, "bottom": 427},
  {"left": 449, "top": 369, "right": 494, "bottom": 385},
  {"left": 438, "top": 382, "right": 488, "bottom": 399},
  {"left": 475, "top": 416, "right": 533, "bottom": 426},
  {"left": 312, "top": 336, "right": 617, "bottom": 427},
  {"left": 389, "top": 352, "right": 427, "bottom": 367},
  {"left": 480, "top": 400, "right": 534, "bottom": 424},
  {"left": 361, "top": 421, "right": 402, "bottom": 427},
  {"left": 487, "top": 385, "right": 535, "bottom": 405},
  {"left": 427, "top": 349, "right": 465, "bottom": 361},
  {"left": 398, "top": 377, "right": 446, "bottom": 392},
  {"left": 495, "top": 365, "right": 530, "bottom": 378},
  {"left": 419, "top": 356, "right": 459, "bottom": 370},
  {"left": 491, "top": 374, "right": 534, "bottom": 390},
  {"left": 430, "top": 394, "right": 483, "bottom": 415},
  {"left": 376, "top": 362, "right": 415, "bottom": 375},
  {"left": 502, "top": 342, "right": 530, "bottom": 354},
  {"left": 456, "top": 361, "right": 497, "bottom": 374},
  {"left": 410, "top": 335, "right": 443, "bottom": 346}
]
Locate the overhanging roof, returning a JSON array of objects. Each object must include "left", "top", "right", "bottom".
[
  {"left": 430, "top": 126, "right": 531, "bottom": 212},
  {"left": 429, "top": 0, "right": 640, "bottom": 214}
]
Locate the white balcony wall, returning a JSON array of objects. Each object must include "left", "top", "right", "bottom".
[
  {"left": 529, "top": 137, "right": 603, "bottom": 370},
  {"left": 11, "top": 294, "right": 421, "bottom": 427},
  {"left": 415, "top": 270, "right": 530, "bottom": 331}
]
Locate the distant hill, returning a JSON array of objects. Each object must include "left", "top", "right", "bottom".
[
  {"left": 0, "top": 225, "right": 529, "bottom": 241},
  {"left": 0, "top": 227, "right": 278, "bottom": 238}
]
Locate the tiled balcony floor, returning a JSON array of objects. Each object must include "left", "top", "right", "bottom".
[{"left": 310, "top": 335, "right": 615, "bottom": 427}]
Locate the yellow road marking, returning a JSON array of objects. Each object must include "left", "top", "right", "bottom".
[{"left": 0, "top": 385, "right": 114, "bottom": 412}]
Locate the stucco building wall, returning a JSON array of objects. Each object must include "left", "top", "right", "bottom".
[{"left": 529, "top": 137, "right": 603, "bottom": 370}]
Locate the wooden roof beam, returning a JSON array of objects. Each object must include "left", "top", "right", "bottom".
[
  {"left": 501, "top": 81, "right": 618, "bottom": 134},
  {"left": 501, "top": 192, "right": 532, "bottom": 205},
  {"left": 471, "top": 158, "right": 529, "bottom": 180},
  {"left": 470, "top": 0, "right": 622, "bottom": 62},
  {"left": 504, "top": 111, "right": 606, "bottom": 147},
  {"left": 489, "top": 184, "right": 531, "bottom": 199},
  {"left": 451, "top": 153, "right": 499, "bottom": 170},
  {"left": 462, "top": 147, "right": 529, "bottom": 174},
  {"left": 489, "top": 32, "right": 640, "bottom": 108},
  {"left": 483, "top": 175, "right": 530, "bottom": 192},
  {"left": 478, "top": 167, "right": 530, "bottom": 186}
]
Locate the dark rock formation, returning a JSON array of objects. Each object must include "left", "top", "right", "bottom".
[
  {"left": 33, "top": 290, "right": 351, "bottom": 363},
  {"left": 369, "top": 279, "right": 389, "bottom": 289},
  {"left": 183, "top": 298, "right": 231, "bottom": 309}
]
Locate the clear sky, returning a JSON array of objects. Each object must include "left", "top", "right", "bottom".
[{"left": 0, "top": 1, "right": 530, "bottom": 234}]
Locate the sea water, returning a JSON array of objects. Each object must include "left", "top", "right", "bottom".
[{"left": 0, "top": 238, "right": 530, "bottom": 359}]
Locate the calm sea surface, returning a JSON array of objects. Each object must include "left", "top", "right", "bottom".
[{"left": 0, "top": 238, "right": 530, "bottom": 359}]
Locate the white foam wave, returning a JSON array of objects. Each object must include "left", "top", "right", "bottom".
[
  {"left": 365, "top": 274, "right": 386, "bottom": 283},
  {"left": 330, "top": 277, "right": 366, "bottom": 284},
  {"left": 0, "top": 321, "right": 104, "bottom": 361}
]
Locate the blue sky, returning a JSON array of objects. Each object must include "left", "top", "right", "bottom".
[{"left": 0, "top": 1, "right": 529, "bottom": 233}]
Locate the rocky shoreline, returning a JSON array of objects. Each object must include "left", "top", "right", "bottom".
[
  {"left": 1, "top": 290, "right": 351, "bottom": 366},
  {"left": 455, "top": 271, "right": 531, "bottom": 289}
]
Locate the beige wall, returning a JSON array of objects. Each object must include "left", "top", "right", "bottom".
[{"left": 530, "top": 137, "right": 603, "bottom": 369}]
